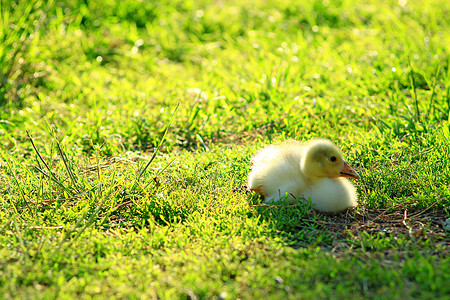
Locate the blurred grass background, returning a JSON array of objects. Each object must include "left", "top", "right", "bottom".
[{"left": 0, "top": 0, "right": 449, "bottom": 298}]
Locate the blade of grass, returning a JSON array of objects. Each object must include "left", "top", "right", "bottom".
[
  {"left": 426, "top": 65, "right": 440, "bottom": 119},
  {"left": 408, "top": 59, "right": 420, "bottom": 122},
  {"left": 135, "top": 102, "right": 179, "bottom": 184},
  {"left": 46, "top": 119, "right": 80, "bottom": 191},
  {"left": 446, "top": 65, "right": 450, "bottom": 121},
  {"left": 26, "top": 130, "right": 74, "bottom": 196},
  {"left": 64, "top": 196, "right": 107, "bottom": 247},
  {"left": 56, "top": 140, "right": 80, "bottom": 192},
  {"left": 57, "top": 194, "right": 106, "bottom": 247},
  {"left": 143, "top": 156, "right": 177, "bottom": 191}
]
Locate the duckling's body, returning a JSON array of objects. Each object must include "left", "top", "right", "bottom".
[
  {"left": 303, "top": 177, "right": 357, "bottom": 212},
  {"left": 248, "top": 139, "right": 359, "bottom": 213}
]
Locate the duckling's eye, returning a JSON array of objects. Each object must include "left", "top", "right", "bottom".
[{"left": 330, "top": 156, "right": 337, "bottom": 162}]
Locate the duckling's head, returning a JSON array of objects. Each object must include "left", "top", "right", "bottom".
[{"left": 301, "top": 138, "right": 359, "bottom": 180}]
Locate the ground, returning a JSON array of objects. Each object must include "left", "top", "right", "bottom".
[{"left": 0, "top": 0, "right": 449, "bottom": 298}]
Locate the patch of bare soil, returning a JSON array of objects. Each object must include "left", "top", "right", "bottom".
[
  {"left": 237, "top": 185, "right": 449, "bottom": 252},
  {"left": 319, "top": 206, "right": 450, "bottom": 256}
]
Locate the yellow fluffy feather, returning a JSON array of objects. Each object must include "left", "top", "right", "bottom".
[{"left": 248, "top": 138, "right": 359, "bottom": 213}]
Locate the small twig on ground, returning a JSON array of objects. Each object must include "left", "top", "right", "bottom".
[
  {"left": 402, "top": 209, "right": 409, "bottom": 228},
  {"left": 28, "top": 226, "right": 64, "bottom": 230}
]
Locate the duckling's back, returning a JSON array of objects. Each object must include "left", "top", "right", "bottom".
[{"left": 248, "top": 141, "right": 308, "bottom": 199}]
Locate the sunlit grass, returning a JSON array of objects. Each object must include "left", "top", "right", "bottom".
[{"left": 1, "top": 0, "right": 449, "bottom": 298}]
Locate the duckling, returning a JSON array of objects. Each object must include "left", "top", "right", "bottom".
[{"left": 248, "top": 138, "right": 360, "bottom": 213}]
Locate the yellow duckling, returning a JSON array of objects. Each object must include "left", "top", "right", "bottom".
[{"left": 248, "top": 138, "right": 360, "bottom": 213}]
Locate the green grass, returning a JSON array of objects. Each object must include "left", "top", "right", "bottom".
[{"left": 1, "top": 0, "right": 449, "bottom": 298}]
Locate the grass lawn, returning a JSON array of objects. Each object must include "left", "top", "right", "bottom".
[{"left": 1, "top": 0, "right": 449, "bottom": 298}]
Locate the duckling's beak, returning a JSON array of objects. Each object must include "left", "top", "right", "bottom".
[{"left": 340, "top": 161, "right": 360, "bottom": 179}]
